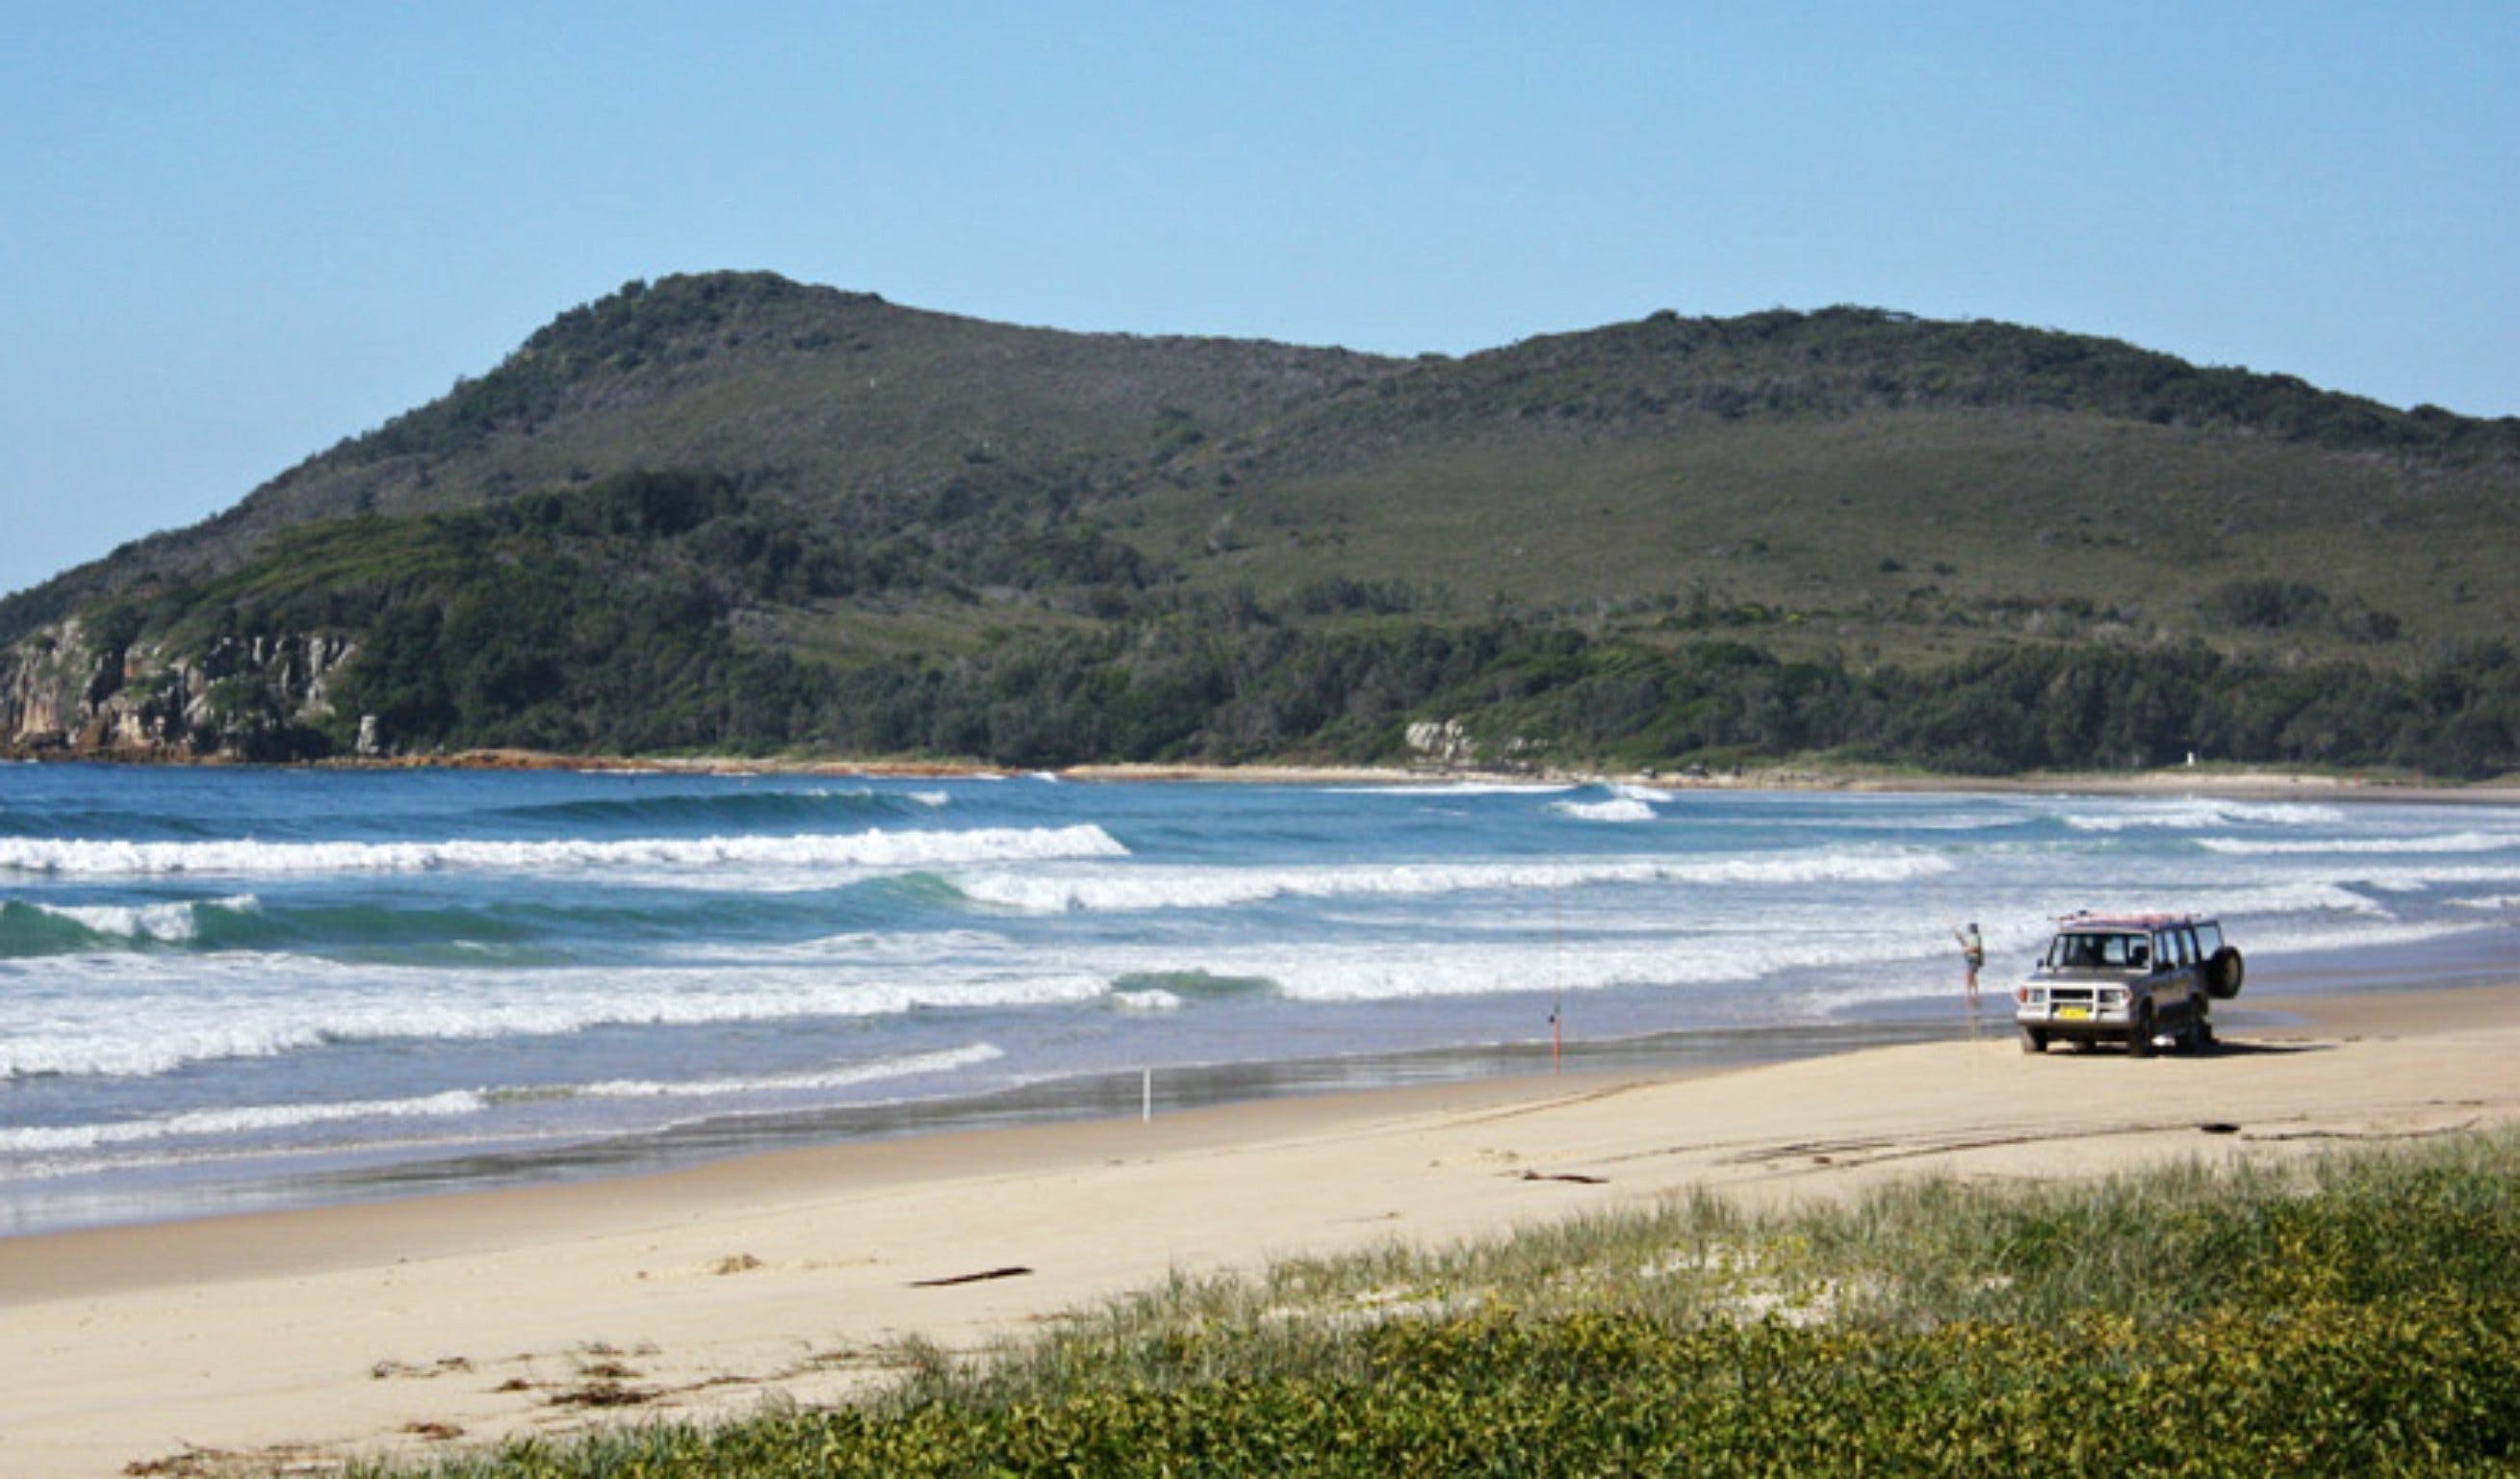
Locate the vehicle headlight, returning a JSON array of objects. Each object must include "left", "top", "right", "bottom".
[{"left": 2101, "top": 988, "right": 2127, "bottom": 1006}]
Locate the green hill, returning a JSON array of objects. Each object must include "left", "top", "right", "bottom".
[{"left": 4, "top": 272, "right": 2515, "bottom": 774}]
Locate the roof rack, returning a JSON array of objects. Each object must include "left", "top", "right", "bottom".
[{"left": 2054, "top": 910, "right": 2201, "bottom": 930}]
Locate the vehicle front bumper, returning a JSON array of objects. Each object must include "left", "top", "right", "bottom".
[{"left": 2016, "top": 989, "right": 2136, "bottom": 1041}]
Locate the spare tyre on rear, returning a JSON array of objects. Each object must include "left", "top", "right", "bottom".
[{"left": 2206, "top": 946, "right": 2246, "bottom": 1000}]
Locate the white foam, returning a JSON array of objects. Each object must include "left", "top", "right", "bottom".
[
  {"left": 1109, "top": 989, "right": 1184, "bottom": 1013},
  {"left": 2133, "top": 881, "right": 2389, "bottom": 921},
  {"left": 907, "top": 791, "right": 951, "bottom": 808},
  {"left": 2327, "top": 864, "right": 2520, "bottom": 890},
  {"left": 952, "top": 850, "right": 1953, "bottom": 914},
  {"left": 0, "top": 954, "right": 1108, "bottom": 1080},
  {"left": 1154, "top": 871, "right": 2399, "bottom": 1012},
  {"left": 1070, "top": 904, "right": 2046, "bottom": 1009},
  {"left": 0, "top": 1046, "right": 1007, "bottom": 1165},
  {"left": 565, "top": 1043, "right": 1004, "bottom": 1100},
  {"left": 1229, "top": 871, "right": 2408, "bottom": 1012},
  {"left": 772, "top": 927, "right": 1016, "bottom": 960},
  {"left": 1328, "top": 782, "right": 1579, "bottom": 795},
  {"left": 2198, "top": 832, "right": 2520, "bottom": 856},
  {"left": 1609, "top": 784, "right": 1679, "bottom": 802},
  {"left": 1798, "top": 812, "right": 2028, "bottom": 832},
  {"left": 2450, "top": 895, "right": 2520, "bottom": 911},
  {"left": 2243, "top": 919, "right": 2496, "bottom": 956},
  {"left": 0, "top": 824, "right": 1126, "bottom": 877},
  {"left": 2062, "top": 800, "right": 2348, "bottom": 832},
  {"left": 1552, "top": 798, "right": 1657, "bottom": 822},
  {"left": 0, "top": 1090, "right": 488, "bottom": 1155},
  {"left": 27, "top": 894, "right": 260, "bottom": 943},
  {"left": 1212, "top": 926, "right": 1948, "bottom": 1005}
]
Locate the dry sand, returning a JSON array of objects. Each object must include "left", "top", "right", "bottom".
[
  {"left": 289, "top": 748, "right": 2520, "bottom": 801},
  {"left": 1056, "top": 761, "right": 2520, "bottom": 800},
  {"left": 5, "top": 983, "right": 2518, "bottom": 1477}
]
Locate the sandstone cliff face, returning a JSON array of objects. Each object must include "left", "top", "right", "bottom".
[{"left": 0, "top": 619, "right": 361, "bottom": 760}]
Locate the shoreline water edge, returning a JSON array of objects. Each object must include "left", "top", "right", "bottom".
[{"left": 5, "top": 736, "right": 2519, "bottom": 798}]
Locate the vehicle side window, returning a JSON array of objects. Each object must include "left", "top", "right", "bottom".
[
  {"left": 2176, "top": 929, "right": 2197, "bottom": 967},
  {"left": 2197, "top": 923, "right": 2223, "bottom": 956}
]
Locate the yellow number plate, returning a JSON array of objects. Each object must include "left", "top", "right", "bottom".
[{"left": 2057, "top": 1006, "right": 2090, "bottom": 1022}]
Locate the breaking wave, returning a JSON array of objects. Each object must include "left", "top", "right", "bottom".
[
  {"left": 547, "top": 1043, "right": 1006, "bottom": 1103},
  {"left": 1552, "top": 798, "right": 1657, "bottom": 822},
  {"left": 1328, "top": 782, "right": 1578, "bottom": 796},
  {"left": 0, "top": 1045, "right": 1006, "bottom": 1157},
  {"left": 1189, "top": 928, "right": 1951, "bottom": 1005},
  {"left": 2197, "top": 832, "right": 2520, "bottom": 856},
  {"left": 948, "top": 849, "right": 1954, "bottom": 914},
  {"left": 0, "top": 958, "right": 1104, "bottom": 1079},
  {"left": 0, "top": 1090, "right": 491, "bottom": 1155},
  {"left": 2061, "top": 800, "right": 2348, "bottom": 832},
  {"left": 0, "top": 895, "right": 262, "bottom": 955},
  {"left": 481, "top": 787, "right": 949, "bottom": 830},
  {"left": 2239, "top": 919, "right": 2497, "bottom": 957},
  {"left": 0, "top": 824, "right": 1126, "bottom": 877}
]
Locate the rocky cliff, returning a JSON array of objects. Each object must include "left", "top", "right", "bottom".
[{"left": 0, "top": 619, "right": 362, "bottom": 761}]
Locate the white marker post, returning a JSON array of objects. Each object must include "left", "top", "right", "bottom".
[{"left": 1142, "top": 1068, "right": 1152, "bottom": 1123}]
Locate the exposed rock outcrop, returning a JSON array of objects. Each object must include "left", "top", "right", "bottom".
[
  {"left": 0, "top": 619, "right": 360, "bottom": 761},
  {"left": 1404, "top": 718, "right": 1476, "bottom": 768},
  {"left": 1402, "top": 717, "right": 1540, "bottom": 772}
]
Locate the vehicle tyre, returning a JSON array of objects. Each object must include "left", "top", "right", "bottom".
[
  {"left": 2127, "top": 1002, "right": 2155, "bottom": 1058},
  {"left": 2207, "top": 947, "right": 2247, "bottom": 1000},
  {"left": 2019, "top": 1026, "right": 2047, "bottom": 1054},
  {"left": 2177, "top": 998, "right": 2208, "bottom": 1053}
]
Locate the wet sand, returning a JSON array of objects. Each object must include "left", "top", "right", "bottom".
[{"left": 4, "top": 979, "right": 2516, "bottom": 1477}]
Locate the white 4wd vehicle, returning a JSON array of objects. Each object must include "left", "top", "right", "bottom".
[{"left": 2015, "top": 913, "right": 2245, "bottom": 1056}]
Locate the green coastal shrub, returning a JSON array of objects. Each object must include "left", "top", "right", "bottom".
[
  {"left": 62, "top": 468, "right": 2520, "bottom": 775},
  {"left": 369, "top": 1130, "right": 2520, "bottom": 1479}
]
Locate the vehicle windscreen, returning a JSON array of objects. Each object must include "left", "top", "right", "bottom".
[{"left": 2045, "top": 932, "right": 2146, "bottom": 970}]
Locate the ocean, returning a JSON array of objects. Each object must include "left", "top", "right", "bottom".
[{"left": 2, "top": 762, "right": 2512, "bottom": 1235}]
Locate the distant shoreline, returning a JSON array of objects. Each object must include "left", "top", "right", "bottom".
[
  {"left": 1061, "top": 760, "right": 2520, "bottom": 803},
  {"left": 8, "top": 744, "right": 2516, "bottom": 803}
]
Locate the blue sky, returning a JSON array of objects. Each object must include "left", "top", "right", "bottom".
[{"left": 3, "top": 2, "right": 2512, "bottom": 597}]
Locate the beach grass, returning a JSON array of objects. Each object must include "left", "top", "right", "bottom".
[{"left": 359, "top": 1128, "right": 2520, "bottom": 1477}]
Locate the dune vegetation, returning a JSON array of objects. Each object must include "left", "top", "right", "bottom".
[{"left": 361, "top": 1128, "right": 2520, "bottom": 1477}]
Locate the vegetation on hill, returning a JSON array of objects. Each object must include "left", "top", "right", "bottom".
[
  {"left": 52, "top": 470, "right": 2514, "bottom": 775},
  {"left": 1323, "top": 304, "right": 2519, "bottom": 454},
  {"left": 4, "top": 272, "right": 2515, "bottom": 774},
  {"left": 358, "top": 1129, "right": 2520, "bottom": 1477}
]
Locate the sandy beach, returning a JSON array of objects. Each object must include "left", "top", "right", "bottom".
[
  {"left": 1, "top": 983, "right": 2514, "bottom": 1477},
  {"left": 1062, "top": 761, "right": 2520, "bottom": 802},
  {"left": 44, "top": 746, "right": 2493, "bottom": 803}
]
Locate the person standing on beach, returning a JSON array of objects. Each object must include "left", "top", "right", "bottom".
[{"left": 1954, "top": 922, "right": 1985, "bottom": 1009}]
